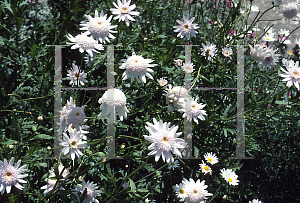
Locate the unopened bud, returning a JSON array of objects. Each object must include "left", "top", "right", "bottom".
[
  {"left": 223, "top": 195, "right": 227, "bottom": 200},
  {"left": 9, "top": 145, "right": 14, "bottom": 149},
  {"left": 78, "top": 176, "right": 83, "bottom": 182},
  {"left": 47, "top": 146, "right": 51, "bottom": 150},
  {"left": 37, "top": 116, "right": 43, "bottom": 121}
]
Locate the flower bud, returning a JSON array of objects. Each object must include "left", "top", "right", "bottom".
[{"left": 9, "top": 145, "right": 14, "bottom": 149}]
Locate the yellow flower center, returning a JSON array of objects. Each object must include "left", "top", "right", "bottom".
[
  {"left": 74, "top": 73, "right": 79, "bottom": 79},
  {"left": 71, "top": 141, "right": 77, "bottom": 147},
  {"left": 6, "top": 172, "right": 12, "bottom": 178},
  {"left": 193, "top": 190, "right": 197, "bottom": 194},
  {"left": 184, "top": 25, "right": 189, "bottom": 29},
  {"left": 204, "top": 166, "right": 210, "bottom": 171},
  {"left": 208, "top": 158, "right": 212, "bottom": 162},
  {"left": 135, "top": 60, "right": 138, "bottom": 63},
  {"left": 98, "top": 22, "right": 102, "bottom": 25},
  {"left": 293, "top": 71, "right": 299, "bottom": 77},
  {"left": 122, "top": 7, "right": 128, "bottom": 12},
  {"left": 163, "top": 137, "right": 168, "bottom": 142},
  {"left": 228, "top": 178, "right": 233, "bottom": 182},
  {"left": 180, "top": 189, "right": 185, "bottom": 194},
  {"left": 171, "top": 163, "right": 175, "bottom": 166},
  {"left": 76, "top": 112, "right": 80, "bottom": 116},
  {"left": 191, "top": 104, "right": 197, "bottom": 109}
]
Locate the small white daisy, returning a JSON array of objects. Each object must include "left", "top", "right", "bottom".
[
  {"left": 262, "top": 34, "right": 276, "bottom": 42},
  {"left": 173, "top": 14, "right": 199, "bottom": 40},
  {"left": 73, "top": 180, "right": 102, "bottom": 203},
  {"left": 178, "top": 98, "right": 207, "bottom": 124},
  {"left": 110, "top": 0, "right": 140, "bottom": 26},
  {"left": 183, "top": 178, "right": 213, "bottom": 203},
  {"left": 58, "top": 97, "right": 76, "bottom": 135},
  {"left": 279, "top": 60, "right": 300, "bottom": 90},
  {"left": 0, "top": 157, "right": 28, "bottom": 194},
  {"left": 66, "top": 63, "right": 88, "bottom": 87},
  {"left": 204, "top": 152, "right": 219, "bottom": 165},
  {"left": 294, "top": 38, "right": 300, "bottom": 45},
  {"left": 167, "top": 160, "right": 180, "bottom": 170},
  {"left": 279, "top": 37, "right": 292, "bottom": 44},
  {"left": 175, "top": 181, "right": 190, "bottom": 200},
  {"left": 143, "top": 118, "right": 186, "bottom": 163},
  {"left": 249, "top": 199, "right": 262, "bottom": 203},
  {"left": 59, "top": 129, "right": 87, "bottom": 160},
  {"left": 249, "top": 44, "right": 267, "bottom": 61},
  {"left": 200, "top": 42, "right": 218, "bottom": 61},
  {"left": 199, "top": 161, "right": 212, "bottom": 175},
  {"left": 174, "top": 59, "right": 183, "bottom": 66},
  {"left": 80, "top": 10, "right": 118, "bottom": 44},
  {"left": 98, "top": 88, "right": 130, "bottom": 122},
  {"left": 220, "top": 168, "right": 239, "bottom": 186},
  {"left": 181, "top": 62, "right": 194, "bottom": 74},
  {"left": 66, "top": 32, "right": 104, "bottom": 57},
  {"left": 67, "top": 123, "right": 89, "bottom": 140},
  {"left": 278, "top": 28, "right": 290, "bottom": 36},
  {"left": 119, "top": 52, "right": 157, "bottom": 84},
  {"left": 250, "top": 5, "right": 260, "bottom": 12},
  {"left": 65, "top": 106, "right": 87, "bottom": 131},
  {"left": 157, "top": 78, "right": 168, "bottom": 87},
  {"left": 164, "top": 85, "right": 190, "bottom": 112},
  {"left": 40, "top": 164, "right": 69, "bottom": 194},
  {"left": 261, "top": 47, "right": 281, "bottom": 68},
  {"left": 277, "top": 0, "right": 300, "bottom": 24},
  {"left": 222, "top": 47, "right": 233, "bottom": 57}
]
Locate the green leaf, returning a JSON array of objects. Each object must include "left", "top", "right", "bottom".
[
  {"left": 275, "top": 100, "right": 289, "bottom": 105},
  {"left": 129, "top": 178, "right": 136, "bottom": 192},
  {"left": 4, "top": 0, "right": 13, "bottom": 14},
  {"left": 0, "top": 139, "right": 16, "bottom": 146},
  {"left": 30, "top": 134, "right": 52, "bottom": 140}
]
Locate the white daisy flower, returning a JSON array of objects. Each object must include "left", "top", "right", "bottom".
[
  {"left": 119, "top": 52, "right": 157, "bottom": 84},
  {"left": 222, "top": 47, "right": 233, "bottom": 57},
  {"left": 58, "top": 97, "right": 77, "bottom": 135},
  {"left": 294, "top": 38, "right": 300, "bottom": 45},
  {"left": 249, "top": 44, "right": 267, "bottom": 61},
  {"left": 261, "top": 47, "right": 281, "bottom": 68},
  {"left": 66, "top": 32, "right": 104, "bottom": 57},
  {"left": 98, "top": 88, "right": 130, "bottom": 122},
  {"left": 80, "top": 10, "right": 118, "bottom": 44},
  {"left": 65, "top": 106, "right": 87, "bottom": 131},
  {"left": 178, "top": 98, "right": 207, "bottom": 124},
  {"left": 164, "top": 85, "right": 190, "bottom": 112},
  {"left": 110, "top": 0, "right": 140, "bottom": 26},
  {"left": 279, "top": 60, "right": 300, "bottom": 90},
  {"left": 173, "top": 14, "right": 199, "bottom": 40},
  {"left": 200, "top": 42, "right": 218, "bottom": 61},
  {"left": 278, "top": 28, "right": 290, "bottom": 36},
  {"left": 262, "top": 34, "right": 276, "bottom": 42},
  {"left": 280, "top": 37, "right": 292, "bottom": 44},
  {"left": 249, "top": 199, "right": 262, "bottom": 203},
  {"left": 143, "top": 118, "right": 186, "bottom": 163},
  {"left": 0, "top": 158, "right": 28, "bottom": 194},
  {"left": 67, "top": 123, "right": 89, "bottom": 140},
  {"left": 204, "top": 152, "right": 219, "bottom": 165},
  {"left": 183, "top": 178, "right": 213, "bottom": 203},
  {"left": 59, "top": 129, "right": 87, "bottom": 160},
  {"left": 66, "top": 63, "right": 88, "bottom": 87},
  {"left": 277, "top": 0, "right": 300, "bottom": 24},
  {"left": 250, "top": 5, "right": 260, "bottom": 12},
  {"left": 73, "top": 180, "right": 102, "bottom": 203},
  {"left": 174, "top": 59, "right": 183, "bottom": 67},
  {"left": 220, "top": 168, "right": 239, "bottom": 186},
  {"left": 175, "top": 181, "right": 190, "bottom": 200},
  {"left": 282, "top": 58, "right": 297, "bottom": 66},
  {"left": 167, "top": 160, "right": 180, "bottom": 170},
  {"left": 199, "top": 161, "right": 212, "bottom": 175},
  {"left": 157, "top": 78, "right": 168, "bottom": 87},
  {"left": 181, "top": 62, "right": 194, "bottom": 74},
  {"left": 40, "top": 164, "right": 69, "bottom": 194}
]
